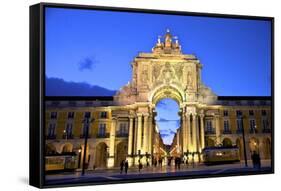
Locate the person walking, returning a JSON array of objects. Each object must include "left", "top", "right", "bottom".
[
  {"left": 138, "top": 159, "right": 143, "bottom": 173},
  {"left": 124, "top": 160, "right": 129, "bottom": 174},
  {"left": 178, "top": 157, "right": 181, "bottom": 170},
  {"left": 120, "top": 160, "right": 124, "bottom": 174}
]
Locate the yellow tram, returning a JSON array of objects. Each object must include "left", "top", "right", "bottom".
[
  {"left": 202, "top": 146, "right": 240, "bottom": 165},
  {"left": 45, "top": 153, "right": 78, "bottom": 172}
]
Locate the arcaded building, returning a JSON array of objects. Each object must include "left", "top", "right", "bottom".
[{"left": 45, "top": 30, "right": 272, "bottom": 170}]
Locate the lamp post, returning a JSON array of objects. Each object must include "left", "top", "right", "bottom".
[
  {"left": 81, "top": 117, "right": 94, "bottom": 176},
  {"left": 241, "top": 115, "right": 248, "bottom": 167},
  {"left": 78, "top": 149, "right": 82, "bottom": 168},
  {"left": 63, "top": 129, "right": 67, "bottom": 140}
]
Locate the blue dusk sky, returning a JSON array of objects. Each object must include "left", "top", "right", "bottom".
[{"left": 45, "top": 7, "right": 272, "bottom": 144}]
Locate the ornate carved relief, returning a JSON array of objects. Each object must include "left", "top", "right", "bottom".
[
  {"left": 141, "top": 65, "right": 149, "bottom": 84},
  {"left": 173, "top": 63, "right": 183, "bottom": 81},
  {"left": 186, "top": 66, "right": 195, "bottom": 90},
  {"left": 153, "top": 64, "right": 162, "bottom": 82}
]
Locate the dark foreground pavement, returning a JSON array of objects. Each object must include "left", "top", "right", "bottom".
[{"left": 45, "top": 165, "right": 272, "bottom": 186}]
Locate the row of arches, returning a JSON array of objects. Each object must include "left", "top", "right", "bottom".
[
  {"left": 46, "top": 141, "right": 128, "bottom": 169},
  {"left": 205, "top": 137, "right": 271, "bottom": 159}
]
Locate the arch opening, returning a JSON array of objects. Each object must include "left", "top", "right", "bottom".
[
  {"left": 222, "top": 138, "right": 232, "bottom": 147},
  {"left": 150, "top": 85, "right": 184, "bottom": 105},
  {"left": 155, "top": 98, "right": 180, "bottom": 146},
  {"left": 94, "top": 142, "right": 108, "bottom": 169}
]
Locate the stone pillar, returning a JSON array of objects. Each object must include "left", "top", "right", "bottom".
[
  {"left": 182, "top": 113, "right": 187, "bottom": 153},
  {"left": 108, "top": 117, "right": 117, "bottom": 167},
  {"left": 133, "top": 116, "right": 138, "bottom": 155},
  {"left": 186, "top": 113, "right": 192, "bottom": 152},
  {"left": 215, "top": 115, "right": 221, "bottom": 145},
  {"left": 176, "top": 130, "right": 180, "bottom": 153},
  {"left": 148, "top": 116, "right": 153, "bottom": 155},
  {"left": 127, "top": 117, "right": 134, "bottom": 166},
  {"left": 88, "top": 147, "right": 95, "bottom": 170},
  {"left": 200, "top": 114, "right": 205, "bottom": 150},
  {"left": 136, "top": 113, "right": 143, "bottom": 154},
  {"left": 196, "top": 116, "right": 200, "bottom": 152},
  {"left": 143, "top": 114, "right": 149, "bottom": 154},
  {"left": 128, "top": 117, "right": 134, "bottom": 156},
  {"left": 192, "top": 113, "right": 197, "bottom": 152}
]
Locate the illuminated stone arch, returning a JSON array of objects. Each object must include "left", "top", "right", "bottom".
[
  {"left": 115, "top": 141, "right": 128, "bottom": 167},
  {"left": 45, "top": 143, "right": 57, "bottom": 155},
  {"left": 262, "top": 137, "right": 271, "bottom": 159},
  {"left": 60, "top": 143, "right": 73, "bottom": 153},
  {"left": 222, "top": 138, "right": 232, "bottom": 147},
  {"left": 94, "top": 142, "right": 108, "bottom": 169},
  {"left": 236, "top": 138, "right": 244, "bottom": 160},
  {"left": 149, "top": 84, "right": 185, "bottom": 106},
  {"left": 206, "top": 137, "right": 215, "bottom": 147}
]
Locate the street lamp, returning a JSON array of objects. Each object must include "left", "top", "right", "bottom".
[
  {"left": 63, "top": 129, "right": 67, "bottom": 140},
  {"left": 81, "top": 116, "right": 95, "bottom": 176},
  {"left": 240, "top": 115, "right": 248, "bottom": 167}
]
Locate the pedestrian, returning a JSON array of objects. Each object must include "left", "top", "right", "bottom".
[
  {"left": 159, "top": 158, "right": 163, "bottom": 168},
  {"left": 178, "top": 157, "right": 181, "bottom": 170},
  {"left": 124, "top": 160, "right": 129, "bottom": 174},
  {"left": 138, "top": 159, "right": 143, "bottom": 173},
  {"left": 120, "top": 160, "right": 124, "bottom": 174},
  {"left": 186, "top": 155, "right": 189, "bottom": 167},
  {"left": 251, "top": 151, "right": 257, "bottom": 168},
  {"left": 154, "top": 159, "right": 157, "bottom": 167},
  {"left": 191, "top": 153, "right": 195, "bottom": 168}
]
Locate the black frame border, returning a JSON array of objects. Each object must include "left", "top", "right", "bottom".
[{"left": 29, "top": 2, "right": 275, "bottom": 189}]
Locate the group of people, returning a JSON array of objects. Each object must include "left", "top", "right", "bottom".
[
  {"left": 119, "top": 159, "right": 129, "bottom": 174},
  {"left": 120, "top": 155, "right": 197, "bottom": 174},
  {"left": 118, "top": 151, "right": 262, "bottom": 175},
  {"left": 152, "top": 158, "right": 163, "bottom": 167}
]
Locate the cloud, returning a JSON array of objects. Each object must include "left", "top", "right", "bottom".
[
  {"left": 78, "top": 57, "right": 97, "bottom": 71},
  {"left": 45, "top": 77, "right": 116, "bottom": 96},
  {"left": 160, "top": 133, "right": 170, "bottom": 138},
  {"left": 156, "top": 100, "right": 167, "bottom": 109},
  {"left": 158, "top": 117, "right": 169, "bottom": 122},
  {"left": 168, "top": 129, "right": 176, "bottom": 134},
  {"left": 160, "top": 129, "right": 175, "bottom": 136}
]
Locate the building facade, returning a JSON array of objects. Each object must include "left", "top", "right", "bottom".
[{"left": 45, "top": 30, "right": 272, "bottom": 170}]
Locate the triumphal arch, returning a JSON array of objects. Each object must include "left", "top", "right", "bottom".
[
  {"left": 112, "top": 29, "right": 218, "bottom": 166},
  {"left": 45, "top": 29, "right": 271, "bottom": 169}
]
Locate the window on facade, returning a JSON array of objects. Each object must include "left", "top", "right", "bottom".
[
  {"left": 223, "top": 110, "right": 228, "bottom": 117},
  {"left": 50, "top": 112, "right": 57, "bottom": 119},
  {"left": 262, "top": 119, "right": 269, "bottom": 130},
  {"left": 84, "top": 112, "right": 91, "bottom": 119},
  {"left": 82, "top": 124, "right": 89, "bottom": 136},
  {"left": 223, "top": 120, "right": 230, "bottom": 132},
  {"left": 206, "top": 120, "right": 213, "bottom": 132},
  {"left": 100, "top": 111, "right": 107, "bottom": 118},
  {"left": 119, "top": 123, "right": 128, "bottom": 135},
  {"left": 249, "top": 119, "right": 256, "bottom": 132},
  {"left": 249, "top": 110, "right": 254, "bottom": 116},
  {"left": 261, "top": 110, "right": 267, "bottom": 116},
  {"left": 236, "top": 119, "right": 243, "bottom": 131},
  {"left": 236, "top": 110, "right": 242, "bottom": 117},
  {"left": 66, "top": 123, "right": 73, "bottom": 136},
  {"left": 48, "top": 123, "right": 56, "bottom": 136},
  {"left": 68, "top": 112, "right": 75, "bottom": 119},
  {"left": 98, "top": 123, "right": 106, "bottom": 135}
]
